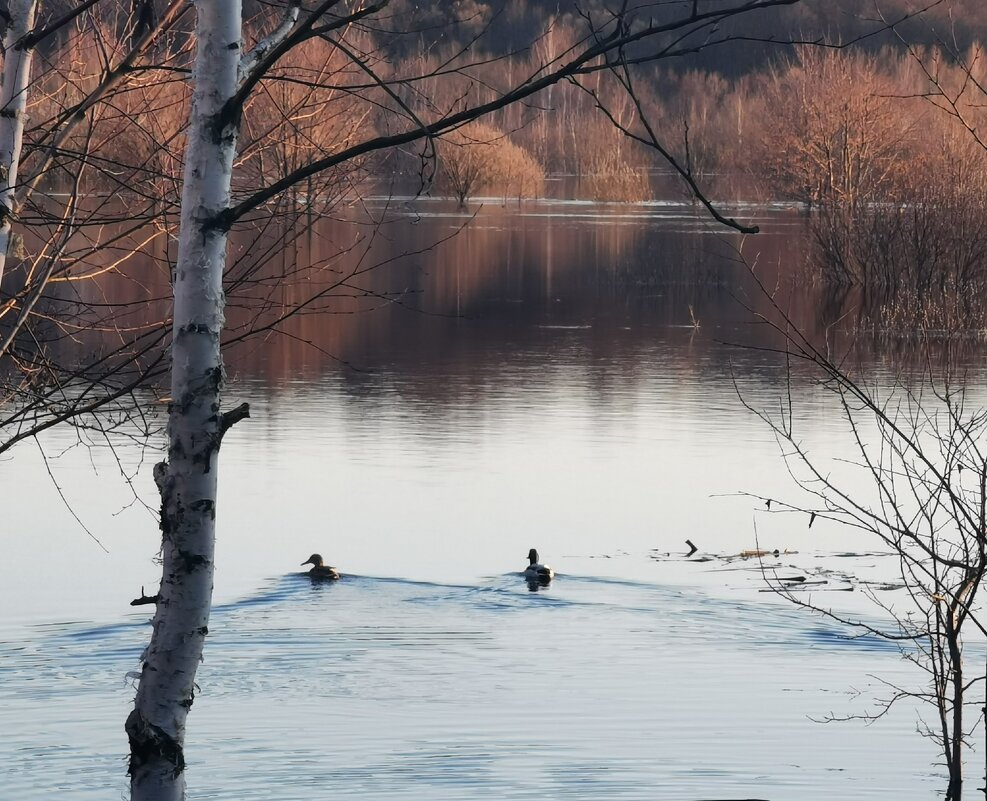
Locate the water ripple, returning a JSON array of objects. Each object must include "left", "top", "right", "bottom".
[{"left": 0, "top": 570, "right": 938, "bottom": 800}]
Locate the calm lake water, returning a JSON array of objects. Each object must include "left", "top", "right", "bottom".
[{"left": 1, "top": 196, "right": 980, "bottom": 798}]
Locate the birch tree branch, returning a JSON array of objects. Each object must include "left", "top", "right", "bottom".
[{"left": 239, "top": 0, "right": 301, "bottom": 81}]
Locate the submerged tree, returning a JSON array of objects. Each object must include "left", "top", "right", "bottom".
[{"left": 435, "top": 121, "right": 543, "bottom": 206}]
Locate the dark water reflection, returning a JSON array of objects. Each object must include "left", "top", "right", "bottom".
[
  {"left": 211, "top": 197, "right": 984, "bottom": 393},
  {"left": 36, "top": 195, "right": 983, "bottom": 393},
  {"left": 223, "top": 198, "right": 791, "bottom": 381}
]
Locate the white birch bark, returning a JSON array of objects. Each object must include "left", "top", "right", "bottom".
[
  {"left": 0, "top": 0, "right": 38, "bottom": 295},
  {"left": 126, "top": 2, "right": 243, "bottom": 798}
]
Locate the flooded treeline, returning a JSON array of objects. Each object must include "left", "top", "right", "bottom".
[
  {"left": 28, "top": 3, "right": 987, "bottom": 202},
  {"left": 19, "top": 0, "right": 987, "bottom": 329}
]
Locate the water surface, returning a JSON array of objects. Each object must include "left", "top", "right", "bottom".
[{"left": 1, "top": 197, "right": 978, "bottom": 798}]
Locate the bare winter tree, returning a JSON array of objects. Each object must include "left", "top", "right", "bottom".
[
  {"left": 581, "top": 21, "right": 987, "bottom": 793},
  {"left": 739, "top": 270, "right": 987, "bottom": 801}
]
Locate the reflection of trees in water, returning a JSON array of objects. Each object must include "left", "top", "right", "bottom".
[{"left": 25, "top": 203, "right": 987, "bottom": 400}]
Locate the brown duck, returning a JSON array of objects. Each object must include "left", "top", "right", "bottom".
[{"left": 301, "top": 553, "right": 341, "bottom": 580}]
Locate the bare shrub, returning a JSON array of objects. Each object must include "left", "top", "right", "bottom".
[
  {"left": 496, "top": 137, "right": 544, "bottom": 202},
  {"left": 435, "top": 122, "right": 543, "bottom": 206},
  {"left": 859, "top": 285, "right": 987, "bottom": 335},
  {"left": 815, "top": 125, "right": 987, "bottom": 287},
  {"left": 435, "top": 125, "right": 493, "bottom": 206}
]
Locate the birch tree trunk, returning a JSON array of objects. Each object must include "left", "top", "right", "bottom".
[
  {"left": 125, "top": 2, "right": 243, "bottom": 798},
  {"left": 0, "top": 0, "right": 38, "bottom": 295}
]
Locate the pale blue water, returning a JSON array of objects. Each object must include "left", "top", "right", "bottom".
[
  {"left": 0, "top": 570, "right": 938, "bottom": 799},
  {"left": 1, "top": 198, "right": 980, "bottom": 798}
]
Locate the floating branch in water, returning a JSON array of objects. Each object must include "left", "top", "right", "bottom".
[{"left": 130, "top": 587, "right": 160, "bottom": 606}]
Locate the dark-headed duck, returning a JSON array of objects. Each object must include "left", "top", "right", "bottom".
[{"left": 524, "top": 548, "right": 554, "bottom": 583}]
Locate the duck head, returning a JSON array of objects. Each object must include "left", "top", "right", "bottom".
[
  {"left": 301, "top": 553, "right": 324, "bottom": 568},
  {"left": 528, "top": 548, "right": 539, "bottom": 565}
]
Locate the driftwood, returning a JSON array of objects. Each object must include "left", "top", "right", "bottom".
[
  {"left": 682, "top": 540, "right": 796, "bottom": 561},
  {"left": 130, "top": 587, "right": 160, "bottom": 606}
]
